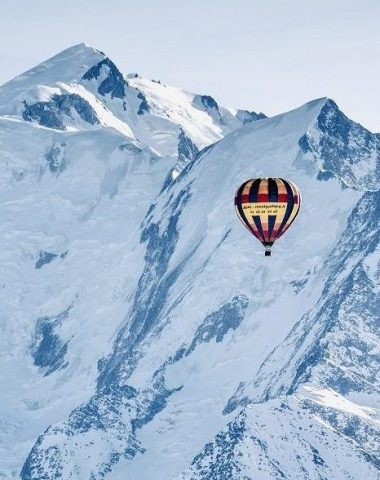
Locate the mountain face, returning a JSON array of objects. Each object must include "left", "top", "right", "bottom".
[
  {"left": 0, "top": 43, "right": 265, "bottom": 175},
  {"left": 0, "top": 45, "right": 379, "bottom": 480}
]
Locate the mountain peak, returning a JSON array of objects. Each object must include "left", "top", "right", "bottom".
[
  {"left": 1, "top": 42, "right": 379, "bottom": 479},
  {"left": 299, "top": 96, "right": 380, "bottom": 190},
  {"left": 48, "top": 42, "right": 105, "bottom": 61},
  {"left": 0, "top": 43, "right": 106, "bottom": 107}
]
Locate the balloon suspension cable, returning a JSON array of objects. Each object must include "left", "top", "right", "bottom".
[{"left": 265, "top": 247, "right": 272, "bottom": 257}]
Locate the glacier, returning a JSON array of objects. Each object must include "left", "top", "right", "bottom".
[{"left": 0, "top": 44, "right": 379, "bottom": 480}]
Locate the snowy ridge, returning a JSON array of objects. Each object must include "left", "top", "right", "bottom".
[
  {"left": 0, "top": 46, "right": 379, "bottom": 479},
  {"left": 0, "top": 43, "right": 104, "bottom": 111},
  {"left": 179, "top": 395, "right": 379, "bottom": 480},
  {"left": 0, "top": 44, "right": 265, "bottom": 169}
]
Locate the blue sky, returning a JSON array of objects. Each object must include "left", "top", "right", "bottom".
[{"left": 0, "top": 0, "right": 379, "bottom": 131}]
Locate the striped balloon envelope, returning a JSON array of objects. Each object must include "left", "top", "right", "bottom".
[{"left": 234, "top": 178, "right": 301, "bottom": 256}]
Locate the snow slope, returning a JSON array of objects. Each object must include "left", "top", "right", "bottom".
[
  {"left": 0, "top": 43, "right": 264, "bottom": 170},
  {"left": 0, "top": 115, "right": 171, "bottom": 476},
  {"left": 0, "top": 46, "right": 379, "bottom": 480}
]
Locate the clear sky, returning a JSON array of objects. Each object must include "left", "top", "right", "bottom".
[{"left": 0, "top": 0, "right": 379, "bottom": 131}]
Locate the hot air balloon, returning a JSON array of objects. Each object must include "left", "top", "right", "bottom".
[{"left": 234, "top": 178, "right": 301, "bottom": 256}]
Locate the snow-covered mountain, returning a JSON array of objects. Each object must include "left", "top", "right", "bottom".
[
  {"left": 0, "top": 45, "right": 379, "bottom": 480},
  {"left": 0, "top": 43, "right": 265, "bottom": 176}
]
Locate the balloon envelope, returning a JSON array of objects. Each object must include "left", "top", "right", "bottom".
[{"left": 235, "top": 178, "right": 301, "bottom": 253}]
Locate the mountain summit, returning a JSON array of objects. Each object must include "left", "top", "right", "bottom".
[
  {"left": 0, "top": 46, "right": 379, "bottom": 480},
  {"left": 0, "top": 44, "right": 265, "bottom": 172}
]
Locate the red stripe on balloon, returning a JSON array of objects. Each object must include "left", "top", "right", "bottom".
[
  {"left": 257, "top": 193, "right": 268, "bottom": 202},
  {"left": 277, "top": 193, "right": 288, "bottom": 202}
]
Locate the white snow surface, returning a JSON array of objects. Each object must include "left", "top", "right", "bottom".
[
  {"left": 0, "top": 45, "right": 379, "bottom": 480},
  {"left": 0, "top": 44, "right": 104, "bottom": 115},
  {"left": 0, "top": 44, "right": 260, "bottom": 162}
]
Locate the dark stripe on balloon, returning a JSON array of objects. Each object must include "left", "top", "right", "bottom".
[
  {"left": 234, "top": 183, "right": 246, "bottom": 205},
  {"left": 268, "top": 214, "right": 276, "bottom": 239},
  {"left": 235, "top": 202, "right": 252, "bottom": 232},
  {"left": 253, "top": 215, "right": 265, "bottom": 242},
  {"left": 268, "top": 178, "right": 278, "bottom": 202},
  {"left": 249, "top": 179, "right": 261, "bottom": 203},
  {"left": 279, "top": 205, "right": 300, "bottom": 238},
  {"left": 276, "top": 179, "right": 294, "bottom": 238},
  {"left": 249, "top": 219, "right": 262, "bottom": 240}
]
